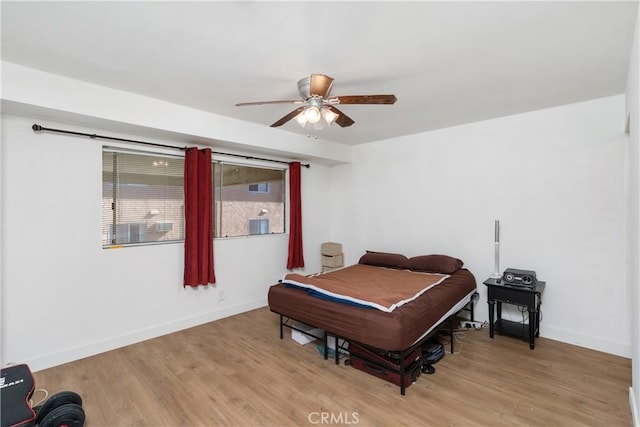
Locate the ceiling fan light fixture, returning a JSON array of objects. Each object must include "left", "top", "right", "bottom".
[
  {"left": 321, "top": 107, "right": 339, "bottom": 126},
  {"left": 295, "top": 111, "right": 307, "bottom": 127},
  {"left": 304, "top": 105, "right": 322, "bottom": 124}
]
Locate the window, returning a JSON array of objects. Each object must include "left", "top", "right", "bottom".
[
  {"left": 102, "top": 149, "right": 185, "bottom": 246},
  {"left": 248, "top": 218, "right": 269, "bottom": 235},
  {"left": 102, "top": 149, "right": 286, "bottom": 246},
  {"left": 248, "top": 182, "right": 269, "bottom": 193},
  {"left": 214, "top": 163, "right": 285, "bottom": 238}
]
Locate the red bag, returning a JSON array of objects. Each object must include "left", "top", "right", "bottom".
[{"left": 348, "top": 343, "right": 422, "bottom": 388}]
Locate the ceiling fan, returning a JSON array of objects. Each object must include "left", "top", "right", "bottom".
[{"left": 235, "top": 74, "right": 397, "bottom": 129}]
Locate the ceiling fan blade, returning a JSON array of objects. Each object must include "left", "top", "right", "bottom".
[
  {"left": 333, "top": 94, "right": 397, "bottom": 105},
  {"left": 270, "top": 106, "right": 306, "bottom": 127},
  {"left": 309, "top": 74, "right": 334, "bottom": 98},
  {"left": 326, "top": 105, "right": 355, "bottom": 127},
  {"left": 236, "top": 100, "right": 303, "bottom": 107}
]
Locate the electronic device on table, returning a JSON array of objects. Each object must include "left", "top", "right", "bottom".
[{"left": 501, "top": 268, "right": 537, "bottom": 288}]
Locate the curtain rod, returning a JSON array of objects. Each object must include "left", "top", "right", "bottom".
[{"left": 31, "top": 124, "right": 310, "bottom": 168}]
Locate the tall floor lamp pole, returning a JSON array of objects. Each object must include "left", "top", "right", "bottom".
[{"left": 490, "top": 219, "right": 502, "bottom": 279}]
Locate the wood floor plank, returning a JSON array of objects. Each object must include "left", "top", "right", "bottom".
[{"left": 31, "top": 307, "right": 631, "bottom": 426}]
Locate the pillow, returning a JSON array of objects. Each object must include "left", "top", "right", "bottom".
[
  {"left": 358, "top": 251, "right": 409, "bottom": 269},
  {"left": 407, "top": 254, "right": 463, "bottom": 274}
]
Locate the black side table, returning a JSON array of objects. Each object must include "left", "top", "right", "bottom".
[{"left": 483, "top": 278, "right": 545, "bottom": 349}]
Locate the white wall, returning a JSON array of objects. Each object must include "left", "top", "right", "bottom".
[
  {"left": 625, "top": 5, "right": 640, "bottom": 425},
  {"left": 0, "top": 113, "right": 333, "bottom": 371},
  {"left": 330, "top": 95, "right": 630, "bottom": 357}
]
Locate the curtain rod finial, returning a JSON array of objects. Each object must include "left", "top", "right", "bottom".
[{"left": 32, "top": 124, "right": 43, "bottom": 132}]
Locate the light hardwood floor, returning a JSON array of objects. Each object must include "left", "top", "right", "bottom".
[{"left": 32, "top": 307, "right": 631, "bottom": 426}]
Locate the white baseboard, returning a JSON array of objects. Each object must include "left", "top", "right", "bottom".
[
  {"left": 28, "top": 298, "right": 267, "bottom": 372},
  {"left": 542, "top": 324, "right": 632, "bottom": 358},
  {"left": 472, "top": 307, "right": 632, "bottom": 358},
  {"left": 632, "top": 387, "right": 640, "bottom": 427}
]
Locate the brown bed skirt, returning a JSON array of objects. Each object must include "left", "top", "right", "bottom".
[{"left": 268, "top": 268, "right": 477, "bottom": 351}]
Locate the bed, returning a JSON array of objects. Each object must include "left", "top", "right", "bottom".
[{"left": 267, "top": 251, "right": 478, "bottom": 394}]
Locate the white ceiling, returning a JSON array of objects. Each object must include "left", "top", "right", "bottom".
[{"left": 1, "top": 1, "right": 637, "bottom": 145}]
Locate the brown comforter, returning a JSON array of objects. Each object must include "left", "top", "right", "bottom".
[{"left": 282, "top": 264, "right": 449, "bottom": 312}]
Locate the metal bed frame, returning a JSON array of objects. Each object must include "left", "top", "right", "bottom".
[{"left": 274, "top": 292, "right": 479, "bottom": 395}]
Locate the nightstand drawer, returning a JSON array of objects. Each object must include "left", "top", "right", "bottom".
[{"left": 488, "top": 286, "right": 531, "bottom": 306}]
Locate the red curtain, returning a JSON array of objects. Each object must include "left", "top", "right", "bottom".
[
  {"left": 183, "top": 147, "right": 215, "bottom": 287},
  {"left": 287, "top": 162, "right": 304, "bottom": 269}
]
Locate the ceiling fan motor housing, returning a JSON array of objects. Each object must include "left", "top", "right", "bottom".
[{"left": 298, "top": 74, "right": 334, "bottom": 99}]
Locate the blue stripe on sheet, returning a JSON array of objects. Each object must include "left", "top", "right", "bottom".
[{"left": 284, "top": 282, "right": 373, "bottom": 309}]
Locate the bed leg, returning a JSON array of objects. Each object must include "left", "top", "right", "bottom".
[
  {"left": 324, "top": 334, "right": 329, "bottom": 360},
  {"left": 400, "top": 354, "right": 406, "bottom": 395},
  {"left": 279, "top": 315, "right": 284, "bottom": 339},
  {"left": 449, "top": 316, "right": 454, "bottom": 354}
]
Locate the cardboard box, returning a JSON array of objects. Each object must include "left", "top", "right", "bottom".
[
  {"left": 321, "top": 242, "right": 343, "bottom": 256},
  {"left": 291, "top": 323, "right": 324, "bottom": 345}
]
